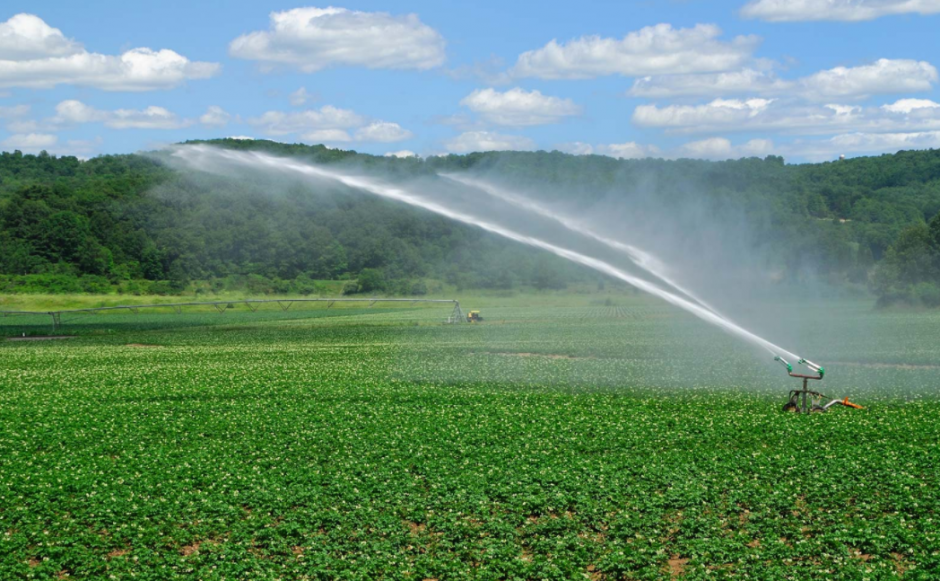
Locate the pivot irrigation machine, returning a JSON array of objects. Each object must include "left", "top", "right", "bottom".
[{"left": 775, "top": 356, "right": 864, "bottom": 414}]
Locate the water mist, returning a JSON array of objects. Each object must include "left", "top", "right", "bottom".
[{"left": 169, "top": 145, "right": 804, "bottom": 363}]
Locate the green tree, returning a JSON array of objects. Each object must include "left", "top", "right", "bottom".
[{"left": 357, "top": 268, "right": 386, "bottom": 293}]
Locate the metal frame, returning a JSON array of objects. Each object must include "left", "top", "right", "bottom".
[
  {"left": 1, "top": 298, "right": 464, "bottom": 332},
  {"left": 774, "top": 356, "right": 862, "bottom": 413}
]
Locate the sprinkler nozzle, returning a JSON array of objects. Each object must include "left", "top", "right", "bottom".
[
  {"left": 799, "top": 358, "right": 822, "bottom": 372},
  {"left": 774, "top": 355, "right": 793, "bottom": 373}
]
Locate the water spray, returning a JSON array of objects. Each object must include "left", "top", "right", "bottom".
[
  {"left": 167, "top": 145, "right": 862, "bottom": 413},
  {"left": 441, "top": 173, "right": 720, "bottom": 315}
]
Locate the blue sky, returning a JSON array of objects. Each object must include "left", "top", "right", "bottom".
[{"left": 1, "top": 0, "right": 939, "bottom": 162}]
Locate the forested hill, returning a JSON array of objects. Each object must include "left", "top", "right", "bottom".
[{"left": 1, "top": 139, "right": 939, "bottom": 306}]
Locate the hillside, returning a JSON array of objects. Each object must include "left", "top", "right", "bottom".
[{"left": 1, "top": 140, "right": 939, "bottom": 305}]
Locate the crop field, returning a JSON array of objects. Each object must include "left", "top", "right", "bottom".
[{"left": 1, "top": 293, "right": 938, "bottom": 580}]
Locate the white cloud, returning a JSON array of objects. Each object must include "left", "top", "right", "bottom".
[
  {"left": 199, "top": 105, "right": 231, "bottom": 127},
  {"left": 0, "top": 131, "right": 101, "bottom": 157},
  {"left": 55, "top": 138, "right": 101, "bottom": 159},
  {"left": 248, "top": 106, "right": 365, "bottom": 136},
  {"left": 108, "top": 106, "right": 191, "bottom": 129},
  {"left": 881, "top": 98, "right": 940, "bottom": 113},
  {"left": 354, "top": 122, "right": 413, "bottom": 142},
  {"left": 230, "top": 7, "right": 445, "bottom": 72},
  {"left": 557, "top": 141, "right": 662, "bottom": 159},
  {"left": 601, "top": 142, "right": 663, "bottom": 159},
  {"left": 0, "top": 103, "right": 29, "bottom": 118},
  {"left": 1, "top": 132, "right": 57, "bottom": 150},
  {"left": 444, "top": 131, "right": 536, "bottom": 153},
  {"left": 227, "top": 135, "right": 255, "bottom": 140},
  {"left": 634, "top": 98, "right": 774, "bottom": 128},
  {"left": 0, "top": 14, "right": 81, "bottom": 60},
  {"left": 556, "top": 142, "right": 597, "bottom": 155},
  {"left": 249, "top": 106, "right": 413, "bottom": 143},
  {"left": 0, "top": 14, "right": 219, "bottom": 91},
  {"left": 630, "top": 59, "right": 937, "bottom": 99},
  {"left": 630, "top": 68, "right": 788, "bottom": 98},
  {"left": 50, "top": 99, "right": 191, "bottom": 129},
  {"left": 790, "top": 131, "right": 940, "bottom": 161},
  {"left": 289, "top": 87, "right": 310, "bottom": 106},
  {"left": 385, "top": 150, "right": 418, "bottom": 158},
  {"left": 6, "top": 119, "right": 39, "bottom": 133},
  {"left": 802, "top": 59, "right": 937, "bottom": 98},
  {"left": 51, "top": 100, "right": 109, "bottom": 124},
  {"left": 459, "top": 87, "right": 581, "bottom": 126},
  {"left": 677, "top": 137, "right": 775, "bottom": 159},
  {"left": 511, "top": 24, "right": 759, "bottom": 80},
  {"left": 302, "top": 129, "right": 352, "bottom": 142},
  {"left": 742, "top": 0, "right": 940, "bottom": 22},
  {"left": 632, "top": 97, "right": 940, "bottom": 135}
]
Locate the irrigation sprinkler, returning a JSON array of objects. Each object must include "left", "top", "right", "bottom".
[{"left": 775, "top": 356, "right": 863, "bottom": 414}]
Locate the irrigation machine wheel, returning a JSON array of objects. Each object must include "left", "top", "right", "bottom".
[{"left": 782, "top": 401, "right": 799, "bottom": 413}]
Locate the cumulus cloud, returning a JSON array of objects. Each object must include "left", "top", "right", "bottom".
[
  {"left": 632, "top": 97, "right": 940, "bottom": 135},
  {"left": 385, "top": 150, "right": 418, "bottom": 158},
  {"left": 1, "top": 132, "right": 57, "bottom": 150},
  {"left": 676, "top": 137, "right": 775, "bottom": 159},
  {"left": 630, "top": 69, "right": 789, "bottom": 98},
  {"left": 780, "top": 131, "right": 940, "bottom": 161},
  {"left": 0, "top": 14, "right": 81, "bottom": 60},
  {"left": 741, "top": 0, "right": 940, "bottom": 22},
  {"left": 444, "top": 131, "right": 536, "bottom": 153},
  {"left": 881, "top": 98, "right": 940, "bottom": 113},
  {"left": 248, "top": 106, "right": 365, "bottom": 136},
  {"left": 630, "top": 59, "right": 937, "bottom": 99},
  {"left": 600, "top": 142, "right": 663, "bottom": 159},
  {"left": 633, "top": 98, "right": 774, "bottom": 128},
  {"left": 248, "top": 105, "right": 413, "bottom": 143},
  {"left": 0, "top": 132, "right": 101, "bottom": 157},
  {"left": 354, "top": 122, "right": 413, "bottom": 142},
  {"left": 802, "top": 59, "right": 937, "bottom": 98},
  {"left": 556, "top": 142, "right": 597, "bottom": 156},
  {"left": 302, "top": 129, "right": 352, "bottom": 142},
  {"left": 0, "top": 14, "right": 219, "bottom": 91},
  {"left": 558, "top": 141, "right": 662, "bottom": 159},
  {"left": 230, "top": 7, "right": 445, "bottom": 72},
  {"left": 199, "top": 106, "right": 231, "bottom": 128},
  {"left": 809, "top": 131, "right": 940, "bottom": 155},
  {"left": 50, "top": 100, "right": 191, "bottom": 129},
  {"left": 511, "top": 24, "right": 759, "bottom": 80},
  {"left": 460, "top": 87, "right": 581, "bottom": 126}
]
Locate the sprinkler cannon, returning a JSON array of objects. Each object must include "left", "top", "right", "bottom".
[{"left": 774, "top": 356, "right": 863, "bottom": 414}]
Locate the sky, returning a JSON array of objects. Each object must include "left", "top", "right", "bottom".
[{"left": 1, "top": 0, "right": 939, "bottom": 163}]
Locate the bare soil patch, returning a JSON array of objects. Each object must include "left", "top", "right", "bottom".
[
  {"left": 180, "top": 539, "right": 218, "bottom": 557},
  {"left": 668, "top": 556, "right": 688, "bottom": 578}
]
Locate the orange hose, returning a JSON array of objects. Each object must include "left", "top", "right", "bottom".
[{"left": 843, "top": 397, "right": 864, "bottom": 410}]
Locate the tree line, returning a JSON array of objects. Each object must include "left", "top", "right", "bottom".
[{"left": 0, "top": 140, "right": 938, "bottom": 306}]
